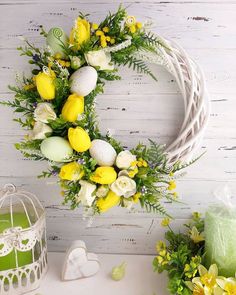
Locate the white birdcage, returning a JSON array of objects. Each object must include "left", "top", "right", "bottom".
[{"left": 0, "top": 184, "right": 47, "bottom": 295}]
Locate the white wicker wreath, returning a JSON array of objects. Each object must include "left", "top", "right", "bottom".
[
  {"left": 138, "top": 35, "right": 210, "bottom": 163},
  {"left": 4, "top": 8, "right": 210, "bottom": 215}
]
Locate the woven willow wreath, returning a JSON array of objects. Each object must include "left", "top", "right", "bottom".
[{"left": 2, "top": 6, "right": 209, "bottom": 215}]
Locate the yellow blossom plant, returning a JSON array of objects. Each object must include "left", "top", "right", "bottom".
[
  {"left": 153, "top": 213, "right": 236, "bottom": 295},
  {"left": 2, "top": 5, "right": 199, "bottom": 215}
]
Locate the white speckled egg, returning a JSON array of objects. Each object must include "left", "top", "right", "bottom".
[
  {"left": 89, "top": 139, "right": 117, "bottom": 166},
  {"left": 46, "top": 27, "right": 68, "bottom": 59},
  {"left": 70, "top": 66, "right": 98, "bottom": 97},
  {"left": 41, "top": 136, "right": 73, "bottom": 162}
]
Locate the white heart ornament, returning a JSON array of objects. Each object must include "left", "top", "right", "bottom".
[{"left": 61, "top": 240, "right": 100, "bottom": 281}]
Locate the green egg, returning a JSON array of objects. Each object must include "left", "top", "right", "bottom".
[
  {"left": 40, "top": 136, "right": 73, "bottom": 162},
  {"left": 46, "top": 27, "right": 69, "bottom": 59}
]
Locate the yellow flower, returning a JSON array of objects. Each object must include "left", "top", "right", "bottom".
[
  {"left": 193, "top": 212, "right": 201, "bottom": 219},
  {"left": 35, "top": 71, "right": 56, "bottom": 100},
  {"left": 92, "top": 23, "right": 99, "bottom": 30},
  {"left": 59, "top": 162, "right": 84, "bottom": 181},
  {"left": 54, "top": 53, "right": 62, "bottom": 59},
  {"left": 190, "top": 226, "right": 205, "bottom": 243},
  {"left": 128, "top": 167, "right": 138, "bottom": 178},
  {"left": 217, "top": 278, "right": 236, "bottom": 295},
  {"left": 96, "top": 190, "right": 120, "bottom": 212},
  {"left": 133, "top": 192, "right": 141, "bottom": 203},
  {"left": 173, "top": 192, "right": 178, "bottom": 198},
  {"left": 129, "top": 25, "right": 136, "bottom": 34},
  {"left": 68, "top": 127, "right": 91, "bottom": 152},
  {"left": 70, "top": 17, "right": 90, "bottom": 50},
  {"left": 161, "top": 217, "right": 170, "bottom": 227},
  {"left": 101, "top": 40, "right": 107, "bottom": 48},
  {"left": 95, "top": 30, "right": 104, "bottom": 36},
  {"left": 24, "top": 84, "right": 35, "bottom": 90},
  {"left": 102, "top": 26, "right": 109, "bottom": 33},
  {"left": 156, "top": 240, "right": 166, "bottom": 252},
  {"left": 62, "top": 93, "right": 84, "bottom": 122},
  {"left": 168, "top": 180, "right": 176, "bottom": 190},
  {"left": 136, "top": 22, "right": 142, "bottom": 29},
  {"left": 137, "top": 158, "right": 148, "bottom": 167},
  {"left": 199, "top": 264, "right": 218, "bottom": 289},
  {"left": 110, "top": 38, "right": 115, "bottom": 44},
  {"left": 185, "top": 280, "right": 206, "bottom": 295},
  {"left": 90, "top": 167, "right": 117, "bottom": 185}
]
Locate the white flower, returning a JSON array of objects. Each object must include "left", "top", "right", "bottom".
[
  {"left": 34, "top": 102, "right": 57, "bottom": 123},
  {"left": 96, "top": 185, "right": 109, "bottom": 198},
  {"left": 77, "top": 180, "right": 96, "bottom": 207},
  {"left": 116, "top": 150, "right": 136, "bottom": 169},
  {"left": 29, "top": 121, "right": 52, "bottom": 140},
  {"left": 85, "top": 50, "right": 114, "bottom": 71},
  {"left": 110, "top": 176, "right": 136, "bottom": 198},
  {"left": 70, "top": 56, "right": 82, "bottom": 70}
]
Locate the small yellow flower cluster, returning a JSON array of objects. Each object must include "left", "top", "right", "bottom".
[
  {"left": 125, "top": 16, "right": 142, "bottom": 34},
  {"left": 49, "top": 53, "right": 70, "bottom": 68},
  {"left": 161, "top": 217, "right": 170, "bottom": 227},
  {"left": 23, "top": 84, "right": 35, "bottom": 91},
  {"left": 94, "top": 26, "right": 115, "bottom": 48},
  {"left": 156, "top": 248, "right": 171, "bottom": 267},
  {"left": 168, "top": 180, "right": 176, "bottom": 191},
  {"left": 184, "top": 256, "right": 201, "bottom": 279}
]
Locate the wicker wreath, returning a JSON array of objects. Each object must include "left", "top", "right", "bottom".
[
  {"left": 138, "top": 36, "right": 210, "bottom": 163},
  {"left": 2, "top": 7, "right": 209, "bottom": 215}
]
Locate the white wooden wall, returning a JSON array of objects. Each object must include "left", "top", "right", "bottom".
[{"left": 0, "top": 0, "right": 236, "bottom": 254}]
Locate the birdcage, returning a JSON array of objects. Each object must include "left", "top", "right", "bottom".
[{"left": 0, "top": 184, "right": 47, "bottom": 295}]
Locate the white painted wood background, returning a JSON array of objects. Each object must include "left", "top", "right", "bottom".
[{"left": 0, "top": 0, "right": 236, "bottom": 254}]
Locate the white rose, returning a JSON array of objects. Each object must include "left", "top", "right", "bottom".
[
  {"left": 77, "top": 180, "right": 96, "bottom": 207},
  {"left": 29, "top": 121, "right": 52, "bottom": 140},
  {"left": 116, "top": 150, "right": 136, "bottom": 169},
  {"left": 110, "top": 176, "right": 136, "bottom": 198},
  {"left": 34, "top": 102, "right": 57, "bottom": 123},
  {"left": 70, "top": 56, "right": 82, "bottom": 70},
  {"left": 85, "top": 50, "right": 114, "bottom": 71},
  {"left": 96, "top": 185, "right": 109, "bottom": 198}
]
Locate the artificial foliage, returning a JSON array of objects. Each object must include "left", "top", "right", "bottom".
[
  {"left": 154, "top": 214, "right": 236, "bottom": 295},
  {"left": 2, "top": 6, "right": 196, "bottom": 215}
]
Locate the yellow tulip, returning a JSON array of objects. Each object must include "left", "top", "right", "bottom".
[
  {"left": 35, "top": 72, "right": 56, "bottom": 100},
  {"left": 62, "top": 94, "right": 84, "bottom": 122},
  {"left": 59, "top": 161, "right": 84, "bottom": 181},
  {"left": 90, "top": 167, "right": 117, "bottom": 185},
  {"left": 70, "top": 18, "right": 90, "bottom": 50},
  {"left": 68, "top": 127, "right": 91, "bottom": 152},
  {"left": 97, "top": 190, "right": 120, "bottom": 212}
]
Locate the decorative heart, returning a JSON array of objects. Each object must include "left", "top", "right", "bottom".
[
  {"left": 61, "top": 240, "right": 100, "bottom": 281},
  {"left": 22, "top": 239, "right": 29, "bottom": 245}
]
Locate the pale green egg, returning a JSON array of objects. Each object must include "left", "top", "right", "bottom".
[
  {"left": 41, "top": 136, "right": 73, "bottom": 162},
  {"left": 46, "top": 27, "right": 68, "bottom": 59}
]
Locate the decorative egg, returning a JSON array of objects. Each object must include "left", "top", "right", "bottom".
[
  {"left": 70, "top": 66, "right": 98, "bottom": 97},
  {"left": 89, "top": 139, "right": 117, "bottom": 166},
  {"left": 46, "top": 27, "right": 68, "bottom": 59},
  {"left": 40, "top": 136, "right": 73, "bottom": 162}
]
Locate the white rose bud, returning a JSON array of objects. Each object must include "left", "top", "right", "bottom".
[
  {"left": 96, "top": 185, "right": 109, "bottom": 198},
  {"left": 77, "top": 180, "right": 96, "bottom": 207},
  {"left": 110, "top": 176, "right": 136, "bottom": 198},
  {"left": 116, "top": 150, "right": 136, "bottom": 169},
  {"left": 29, "top": 121, "right": 52, "bottom": 140},
  {"left": 70, "top": 56, "right": 82, "bottom": 70},
  {"left": 85, "top": 50, "right": 114, "bottom": 71},
  {"left": 34, "top": 102, "right": 57, "bottom": 123}
]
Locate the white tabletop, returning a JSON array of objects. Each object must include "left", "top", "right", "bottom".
[{"left": 28, "top": 252, "right": 169, "bottom": 295}]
